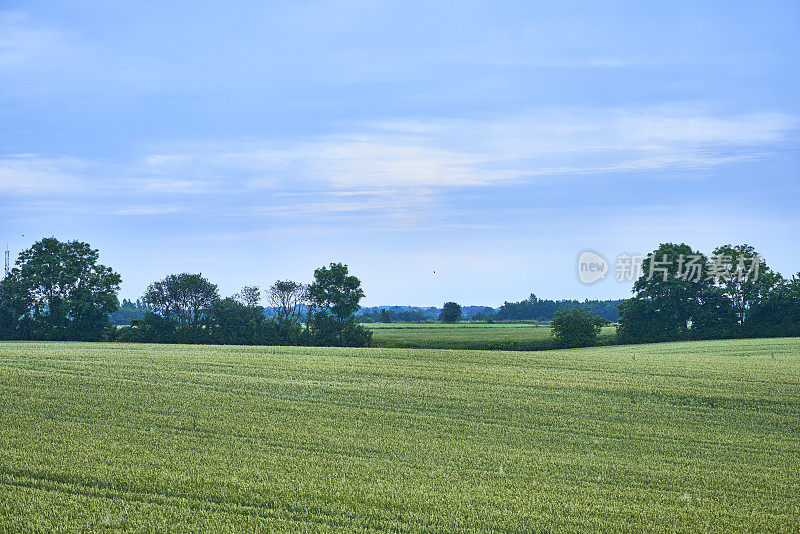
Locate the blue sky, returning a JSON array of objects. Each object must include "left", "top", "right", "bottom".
[{"left": 1, "top": 0, "right": 799, "bottom": 306}]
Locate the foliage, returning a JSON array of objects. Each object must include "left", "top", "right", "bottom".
[
  {"left": 690, "top": 288, "right": 739, "bottom": 340},
  {"left": 308, "top": 313, "right": 372, "bottom": 347},
  {"left": 232, "top": 285, "right": 261, "bottom": 308},
  {"left": 142, "top": 273, "right": 219, "bottom": 334},
  {"left": 616, "top": 298, "right": 675, "bottom": 344},
  {"left": 631, "top": 243, "right": 711, "bottom": 341},
  {"left": 307, "top": 263, "right": 365, "bottom": 323},
  {"left": 0, "top": 237, "right": 121, "bottom": 340},
  {"left": 744, "top": 272, "right": 800, "bottom": 338},
  {"left": 307, "top": 263, "right": 370, "bottom": 346},
  {"left": 551, "top": 307, "right": 607, "bottom": 348},
  {"left": 710, "top": 244, "right": 774, "bottom": 324},
  {"left": 618, "top": 243, "right": 800, "bottom": 345},
  {"left": 6, "top": 236, "right": 799, "bottom": 348},
  {"left": 439, "top": 301, "right": 462, "bottom": 323},
  {"left": 495, "top": 293, "right": 625, "bottom": 322},
  {"left": 267, "top": 280, "right": 307, "bottom": 335},
  {"left": 108, "top": 298, "right": 149, "bottom": 325},
  {"left": 208, "top": 298, "right": 278, "bottom": 345}
]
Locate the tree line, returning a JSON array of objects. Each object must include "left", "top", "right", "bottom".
[
  {"left": 493, "top": 296, "right": 624, "bottom": 322},
  {"left": 616, "top": 243, "right": 800, "bottom": 343},
  {"left": 547, "top": 242, "right": 800, "bottom": 348},
  {"left": 1, "top": 237, "right": 798, "bottom": 349},
  {"left": 0, "top": 238, "right": 372, "bottom": 347},
  {"left": 357, "top": 299, "right": 623, "bottom": 323}
]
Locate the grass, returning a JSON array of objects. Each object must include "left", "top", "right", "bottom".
[
  {"left": 0, "top": 338, "right": 798, "bottom": 532},
  {"left": 367, "top": 322, "right": 617, "bottom": 350}
]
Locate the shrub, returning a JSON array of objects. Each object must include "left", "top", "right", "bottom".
[{"left": 551, "top": 308, "right": 607, "bottom": 348}]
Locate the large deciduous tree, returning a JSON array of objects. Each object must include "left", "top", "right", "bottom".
[
  {"left": 268, "top": 280, "right": 307, "bottom": 327},
  {"left": 745, "top": 272, "right": 800, "bottom": 338},
  {"left": 439, "top": 302, "right": 462, "bottom": 323},
  {"left": 233, "top": 285, "right": 261, "bottom": 308},
  {"left": 0, "top": 237, "right": 121, "bottom": 340},
  {"left": 142, "top": 273, "right": 219, "bottom": 333},
  {"left": 619, "top": 243, "right": 719, "bottom": 343},
  {"left": 709, "top": 244, "right": 778, "bottom": 325},
  {"left": 307, "top": 263, "right": 365, "bottom": 325},
  {"left": 307, "top": 263, "right": 370, "bottom": 346}
]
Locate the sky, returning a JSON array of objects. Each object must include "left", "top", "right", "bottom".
[{"left": 1, "top": 0, "right": 799, "bottom": 306}]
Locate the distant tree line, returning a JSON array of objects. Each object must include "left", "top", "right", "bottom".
[
  {"left": 0, "top": 238, "right": 371, "bottom": 347},
  {"left": 110, "top": 299, "right": 149, "bottom": 325},
  {"left": 360, "top": 299, "right": 624, "bottom": 323},
  {"left": 358, "top": 307, "right": 436, "bottom": 323},
  {"left": 493, "top": 296, "right": 624, "bottom": 322},
  {"left": 407, "top": 242, "right": 800, "bottom": 349}
]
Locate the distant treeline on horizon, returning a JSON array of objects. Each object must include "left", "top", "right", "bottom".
[{"left": 110, "top": 295, "right": 625, "bottom": 325}]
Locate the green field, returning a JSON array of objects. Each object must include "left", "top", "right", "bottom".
[
  {"left": 367, "top": 322, "right": 617, "bottom": 350},
  {"left": 1, "top": 339, "right": 798, "bottom": 532}
]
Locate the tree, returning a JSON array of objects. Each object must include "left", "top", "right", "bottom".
[
  {"left": 691, "top": 287, "right": 738, "bottom": 340},
  {"left": 377, "top": 308, "right": 393, "bottom": 323},
  {"left": 620, "top": 243, "right": 711, "bottom": 342},
  {"left": 108, "top": 298, "right": 148, "bottom": 325},
  {"left": 307, "top": 263, "right": 370, "bottom": 346},
  {"left": 616, "top": 298, "right": 666, "bottom": 344},
  {"left": 233, "top": 285, "right": 261, "bottom": 308},
  {"left": 439, "top": 302, "right": 462, "bottom": 323},
  {"left": 268, "top": 280, "right": 307, "bottom": 327},
  {"left": 307, "top": 263, "right": 365, "bottom": 325},
  {"left": 634, "top": 243, "right": 711, "bottom": 325},
  {"left": 709, "top": 244, "right": 775, "bottom": 324},
  {"left": 745, "top": 272, "right": 800, "bottom": 338},
  {"left": 551, "top": 307, "right": 606, "bottom": 348},
  {"left": 142, "top": 273, "right": 219, "bottom": 335},
  {"left": 208, "top": 297, "right": 277, "bottom": 345},
  {"left": 0, "top": 237, "right": 121, "bottom": 340}
]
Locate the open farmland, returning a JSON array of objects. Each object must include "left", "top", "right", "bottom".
[
  {"left": 367, "top": 322, "right": 617, "bottom": 350},
  {"left": 0, "top": 339, "right": 798, "bottom": 532}
]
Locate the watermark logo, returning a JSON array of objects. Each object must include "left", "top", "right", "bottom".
[
  {"left": 577, "top": 250, "right": 609, "bottom": 284},
  {"left": 577, "top": 250, "right": 761, "bottom": 284}
]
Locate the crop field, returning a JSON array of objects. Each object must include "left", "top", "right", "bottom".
[
  {"left": 0, "top": 339, "right": 798, "bottom": 532},
  {"left": 367, "top": 323, "right": 617, "bottom": 350}
]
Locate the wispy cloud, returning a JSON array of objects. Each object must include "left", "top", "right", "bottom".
[
  {"left": 0, "top": 154, "right": 88, "bottom": 194},
  {"left": 139, "top": 104, "right": 799, "bottom": 191},
  {"left": 2, "top": 105, "right": 796, "bottom": 223},
  {"left": 105, "top": 206, "right": 181, "bottom": 216}
]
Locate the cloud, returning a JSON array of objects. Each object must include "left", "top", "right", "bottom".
[
  {"left": 0, "top": 154, "right": 88, "bottom": 194},
  {"left": 2, "top": 105, "right": 796, "bottom": 223},
  {"left": 139, "top": 105, "right": 798, "bottom": 192},
  {"left": 106, "top": 206, "right": 180, "bottom": 216}
]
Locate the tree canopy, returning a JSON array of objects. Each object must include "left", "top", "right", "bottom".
[
  {"left": 307, "top": 263, "right": 365, "bottom": 323},
  {"left": 0, "top": 237, "right": 121, "bottom": 340},
  {"left": 142, "top": 273, "right": 219, "bottom": 333},
  {"left": 439, "top": 302, "right": 462, "bottom": 323},
  {"left": 551, "top": 308, "right": 607, "bottom": 348}
]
